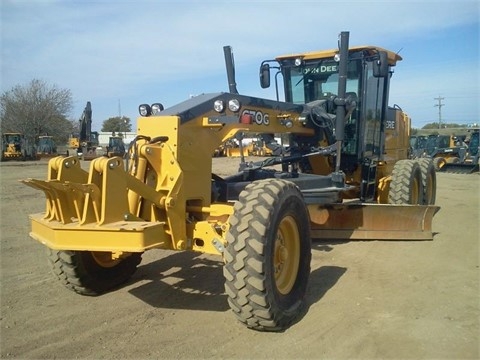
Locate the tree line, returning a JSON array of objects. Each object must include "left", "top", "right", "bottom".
[
  {"left": 420, "top": 122, "right": 475, "bottom": 129},
  {"left": 0, "top": 79, "right": 132, "bottom": 146}
]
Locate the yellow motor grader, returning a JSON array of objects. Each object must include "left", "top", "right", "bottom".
[{"left": 22, "top": 32, "right": 439, "bottom": 332}]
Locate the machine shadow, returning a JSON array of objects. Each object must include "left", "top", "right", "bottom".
[
  {"left": 285, "top": 242, "right": 347, "bottom": 327},
  {"left": 127, "top": 246, "right": 347, "bottom": 319},
  {"left": 306, "top": 265, "right": 347, "bottom": 306},
  {"left": 127, "top": 251, "right": 229, "bottom": 312},
  {"left": 311, "top": 239, "right": 350, "bottom": 252}
]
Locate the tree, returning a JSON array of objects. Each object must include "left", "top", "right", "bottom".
[
  {"left": 101, "top": 116, "right": 132, "bottom": 134},
  {"left": 0, "top": 79, "right": 74, "bottom": 144},
  {"left": 422, "top": 122, "right": 465, "bottom": 130}
]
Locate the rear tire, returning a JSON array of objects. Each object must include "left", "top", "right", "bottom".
[
  {"left": 415, "top": 158, "right": 436, "bottom": 205},
  {"left": 48, "top": 249, "right": 142, "bottom": 296},
  {"left": 388, "top": 160, "right": 424, "bottom": 205},
  {"left": 224, "top": 179, "right": 311, "bottom": 331}
]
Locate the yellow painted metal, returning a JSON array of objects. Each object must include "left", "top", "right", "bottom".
[
  {"left": 225, "top": 146, "right": 249, "bottom": 157},
  {"left": 189, "top": 220, "right": 226, "bottom": 253},
  {"left": 274, "top": 215, "right": 301, "bottom": 295},
  {"left": 376, "top": 175, "right": 391, "bottom": 204},
  {"left": 23, "top": 154, "right": 173, "bottom": 251},
  {"left": 383, "top": 111, "right": 411, "bottom": 176},
  {"left": 28, "top": 213, "right": 168, "bottom": 252},
  {"left": 276, "top": 45, "right": 402, "bottom": 65},
  {"left": 22, "top": 122, "right": 237, "bottom": 255},
  {"left": 308, "top": 203, "right": 440, "bottom": 240}
]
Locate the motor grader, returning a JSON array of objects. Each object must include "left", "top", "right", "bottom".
[
  {"left": 22, "top": 32, "right": 439, "bottom": 332},
  {"left": 434, "top": 130, "right": 479, "bottom": 173}
]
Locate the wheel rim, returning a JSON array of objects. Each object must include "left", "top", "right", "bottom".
[
  {"left": 274, "top": 215, "right": 300, "bottom": 295},
  {"left": 90, "top": 251, "right": 121, "bottom": 268}
]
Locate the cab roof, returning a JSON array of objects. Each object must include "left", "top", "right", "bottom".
[{"left": 276, "top": 45, "right": 402, "bottom": 66}]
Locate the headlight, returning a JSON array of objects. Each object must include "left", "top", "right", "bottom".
[
  {"left": 139, "top": 104, "right": 151, "bottom": 116},
  {"left": 294, "top": 58, "right": 303, "bottom": 66},
  {"left": 214, "top": 100, "right": 225, "bottom": 113},
  {"left": 228, "top": 99, "right": 241, "bottom": 112},
  {"left": 151, "top": 103, "right": 164, "bottom": 115}
]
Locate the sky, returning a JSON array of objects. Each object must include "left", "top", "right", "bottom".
[{"left": 1, "top": 0, "right": 479, "bottom": 131}]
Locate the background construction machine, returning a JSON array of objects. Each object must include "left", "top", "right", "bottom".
[
  {"left": 410, "top": 132, "right": 479, "bottom": 173},
  {"left": 435, "top": 129, "right": 479, "bottom": 173},
  {"left": 37, "top": 135, "right": 57, "bottom": 158},
  {"left": 1, "top": 132, "right": 37, "bottom": 161},
  {"left": 247, "top": 134, "right": 283, "bottom": 156},
  {"left": 22, "top": 32, "right": 439, "bottom": 332},
  {"left": 409, "top": 134, "right": 428, "bottom": 159},
  {"left": 425, "top": 134, "right": 463, "bottom": 170},
  {"left": 68, "top": 101, "right": 100, "bottom": 159},
  {"left": 106, "top": 134, "right": 126, "bottom": 157}
]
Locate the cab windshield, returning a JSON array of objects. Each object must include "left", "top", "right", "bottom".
[
  {"left": 283, "top": 59, "right": 361, "bottom": 104},
  {"left": 281, "top": 56, "right": 385, "bottom": 159}
]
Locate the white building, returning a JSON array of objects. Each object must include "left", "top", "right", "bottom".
[{"left": 97, "top": 132, "right": 136, "bottom": 147}]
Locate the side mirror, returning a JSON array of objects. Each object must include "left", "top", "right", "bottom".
[
  {"left": 260, "top": 63, "right": 271, "bottom": 88},
  {"left": 373, "top": 51, "right": 389, "bottom": 78}
]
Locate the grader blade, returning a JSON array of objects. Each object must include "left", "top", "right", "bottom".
[
  {"left": 308, "top": 203, "right": 440, "bottom": 241},
  {"left": 438, "top": 163, "right": 479, "bottom": 174}
]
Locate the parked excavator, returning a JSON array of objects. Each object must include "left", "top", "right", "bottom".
[
  {"left": 68, "top": 102, "right": 100, "bottom": 160},
  {"left": 22, "top": 32, "right": 439, "bottom": 332}
]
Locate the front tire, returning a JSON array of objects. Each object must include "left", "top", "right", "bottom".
[
  {"left": 224, "top": 179, "right": 311, "bottom": 331},
  {"left": 48, "top": 250, "right": 142, "bottom": 296}
]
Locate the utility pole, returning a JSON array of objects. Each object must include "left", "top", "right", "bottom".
[{"left": 434, "top": 96, "right": 445, "bottom": 129}]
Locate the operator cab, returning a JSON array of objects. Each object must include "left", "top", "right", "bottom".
[{"left": 261, "top": 46, "right": 401, "bottom": 176}]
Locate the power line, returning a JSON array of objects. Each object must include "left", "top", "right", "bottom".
[{"left": 434, "top": 95, "right": 445, "bottom": 129}]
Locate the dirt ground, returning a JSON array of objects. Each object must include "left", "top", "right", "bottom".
[{"left": 0, "top": 157, "right": 478, "bottom": 359}]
